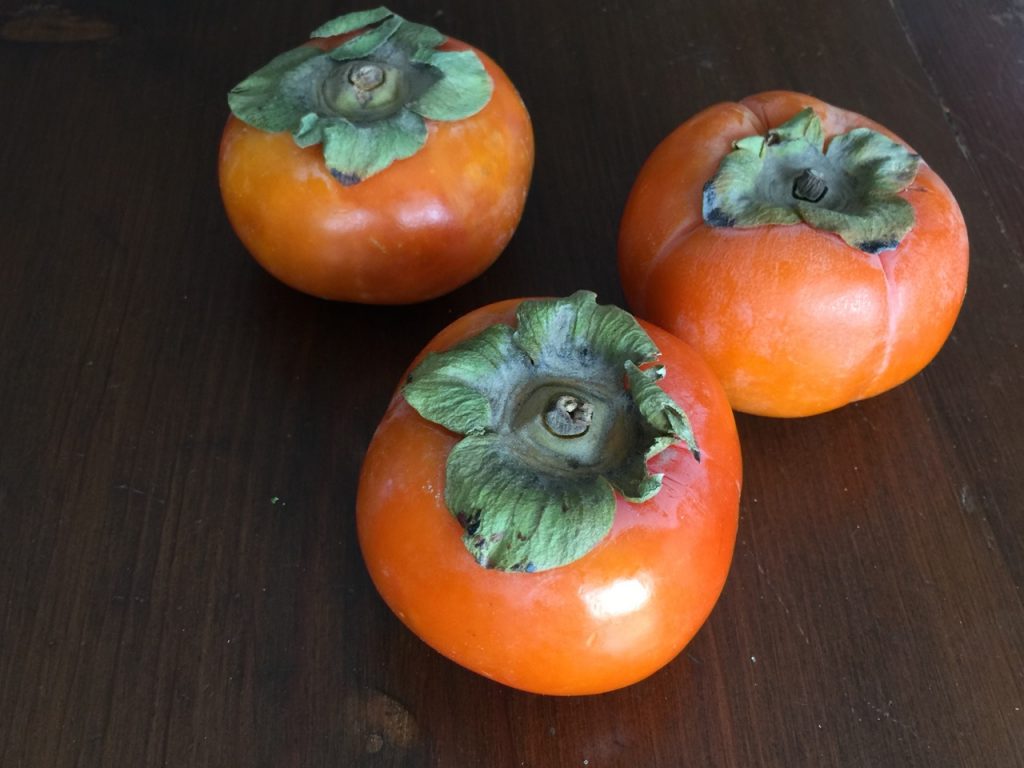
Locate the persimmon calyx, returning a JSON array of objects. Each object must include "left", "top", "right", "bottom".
[
  {"left": 702, "top": 107, "right": 922, "bottom": 254},
  {"left": 402, "top": 291, "right": 699, "bottom": 573},
  {"left": 226, "top": 7, "right": 493, "bottom": 185}
]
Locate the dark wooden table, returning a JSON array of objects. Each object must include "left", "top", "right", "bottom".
[{"left": 2, "top": 1, "right": 1022, "bottom": 766}]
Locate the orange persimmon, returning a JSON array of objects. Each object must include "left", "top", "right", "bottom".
[
  {"left": 357, "top": 293, "right": 741, "bottom": 695},
  {"left": 219, "top": 8, "right": 533, "bottom": 304},
  {"left": 619, "top": 91, "right": 968, "bottom": 417}
]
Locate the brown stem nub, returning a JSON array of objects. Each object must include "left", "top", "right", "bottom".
[
  {"left": 792, "top": 168, "right": 828, "bottom": 203},
  {"left": 543, "top": 395, "right": 594, "bottom": 438},
  {"left": 349, "top": 63, "right": 385, "bottom": 92}
]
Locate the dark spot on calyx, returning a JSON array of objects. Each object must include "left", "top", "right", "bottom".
[
  {"left": 507, "top": 560, "right": 537, "bottom": 573},
  {"left": 857, "top": 239, "right": 899, "bottom": 255},
  {"left": 331, "top": 169, "right": 362, "bottom": 186},
  {"left": 705, "top": 206, "right": 735, "bottom": 228},
  {"left": 702, "top": 181, "right": 735, "bottom": 227},
  {"left": 457, "top": 511, "right": 481, "bottom": 536}
]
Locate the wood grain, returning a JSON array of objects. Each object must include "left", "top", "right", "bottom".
[{"left": 1, "top": 0, "right": 1021, "bottom": 765}]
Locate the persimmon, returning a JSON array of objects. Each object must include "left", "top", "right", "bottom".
[
  {"left": 357, "top": 292, "right": 741, "bottom": 695},
  {"left": 219, "top": 8, "right": 533, "bottom": 303},
  {"left": 619, "top": 91, "right": 968, "bottom": 417}
]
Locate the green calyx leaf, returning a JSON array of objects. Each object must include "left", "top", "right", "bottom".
[
  {"left": 702, "top": 107, "right": 921, "bottom": 253},
  {"left": 226, "top": 8, "right": 494, "bottom": 184},
  {"left": 309, "top": 7, "right": 393, "bottom": 38},
  {"left": 323, "top": 14, "right": 402, "bottom": 61},
  {"left": 445, "top": 436, "right": 615, "bottom": 572},
  {"left": 226, "top": 46, "right": 326, "bottom": 134},
  {"left": 402, "top": 324, "right": 518, "bottom": 436},
  {"left": 626, "top": 362, "right": 700, "bottom": 463},
  {"left": 322, "top": 108, "right": 427, "bottom": 185},
  {"left": 402, "top": 291, "right": 700, "bottom": 573},
  {"left": 408, "top": 50, "right": 492, "bottom": 121}
]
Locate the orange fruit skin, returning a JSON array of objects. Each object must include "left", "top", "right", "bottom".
[
  {"left": 219, "top": 38, "right": 534, "bottom": 304},
  {"left": 357, "top": 299, "right": 742, "bottom": 695},
  {"left": 619, "top": 91, "right": 969, "bottom": 417}
]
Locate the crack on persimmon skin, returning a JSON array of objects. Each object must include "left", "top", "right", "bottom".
[
  {"left": 636, "top": 220, "right": 706, "bottom": 309},
  {"left": 635, "top": 101, "right": 767, "bottom": 306},
  {"left": 859, "top": 249, "right": 897, "bottom": 402},
  {"left": 739, "top": 98, "right": 771, "bottom": 136},
  {"left": 859, "top": 182, "right": 939, "bottom": 401}
]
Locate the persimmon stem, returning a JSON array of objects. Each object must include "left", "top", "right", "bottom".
[
  {"left": 792, "top": 168, "right": 828, "bottom": 203},
  {"left": 350, "top": 63, "right": 385, "bottom": 92},
  {"left": 320, "top": 60, "right": 408, "bottom": 121},
  {"left": 543, "top": 395, "right": 594, "bottom": 438}
]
